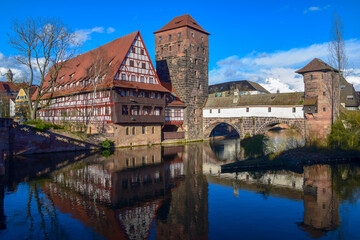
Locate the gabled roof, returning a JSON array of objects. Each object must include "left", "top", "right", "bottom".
[
  {"left": 153, "top": 14, "right": 210, "bottom": 35},
  {"left": 296, "top": 58, "right": 338, "bottom": 74},
  {"left": 33, "top": 31, "right": 169, "bottom": 100},
  {"left": 208, "top": 80, "right": 270, "bottom": 94}
]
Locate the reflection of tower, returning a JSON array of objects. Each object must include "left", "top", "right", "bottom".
[
  {"left": 0, "top": 176, "right": 6, "bottom": 230},
  {"left": 154, "top": 14, "right": 210, "bottom": 140},
  {"left": 155, "top": 144, "right": 208, "bottom": 239},
  {"left": 299, "top": 165, "right": 340, "bottom": 238}
]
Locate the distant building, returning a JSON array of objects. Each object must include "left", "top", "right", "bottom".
[
  {"left": 14, "top": 87, "right": 37, "bottom": 122},
  {"left": 208, "top": 80, "right": 270, "bottom": 97},
  {"left": 0, "top": 70, "right": 20, "bottom": 117}
]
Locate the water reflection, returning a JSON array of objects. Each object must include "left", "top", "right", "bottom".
[
  {"left": 1, "top": 141, "right": 360, "bottom": 239},
  {"left": 209, "top": 129, "right": 305, "bottom": 162}
]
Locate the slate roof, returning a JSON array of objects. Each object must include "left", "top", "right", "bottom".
[
  {"left": 208, "top": 80, "right": 270, "bottom": 94},
  {"left": 154, "top": 14, "right": 210, "bottom": 35},
  {"left": 296, "top": 58, "right": 338, "bottom": 74},
  {"left": 205, "top": 92, "right": 305, "bottom": 108},
  {"left": 32, "top": 31, "right": 169, "bottom": 100}
]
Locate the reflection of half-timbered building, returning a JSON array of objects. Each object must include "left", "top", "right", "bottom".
[{"left": 34, "top": 31, "right": 186, "bottom": 145}]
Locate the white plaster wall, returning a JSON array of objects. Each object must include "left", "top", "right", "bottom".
[{"left": 203, "top": 106, "right": 304, "bottom": 119}]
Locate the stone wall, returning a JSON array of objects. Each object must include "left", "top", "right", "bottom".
[
  {"left": 112, "top": 124, "right": 162, "bottom": 147},
  {"left": 155, "top": 27, "right": 209, "bottom": 140},
  {"left": 303, "top": 71, "right": 340, "bottom": 141}
]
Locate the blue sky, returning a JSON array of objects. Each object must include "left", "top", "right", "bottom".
[{"left": 1, "top": 0, "right": 360, "bottom": 92}]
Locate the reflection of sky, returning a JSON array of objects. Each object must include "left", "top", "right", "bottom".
[
  {"left": 207, "top": 184, "right": 342, "bottom": 240},
  {"left": 2, "top": 183, "right": 103, "bottom": 240}
]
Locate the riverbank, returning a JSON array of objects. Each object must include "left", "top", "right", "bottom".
[{"left": 221, "top": 147, "right": 360, "bottom": 173}]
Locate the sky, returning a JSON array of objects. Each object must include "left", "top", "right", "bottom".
[{"left": 0, "top": 0, "right": 360, "bottom": 92}]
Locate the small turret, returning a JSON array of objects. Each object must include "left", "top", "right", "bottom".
[{"left": 6, "top": 69, "right": 13, "bottom": 83}]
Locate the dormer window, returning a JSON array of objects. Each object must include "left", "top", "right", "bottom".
[
  {"left": 69, "top": 73, "right": 74, "bottom": 80},
  {"left": 59, "top": 76, "right": 64, "bottom": 82},
  {"left": 347, "top": 95, "right": 354, "bottom": 100}
]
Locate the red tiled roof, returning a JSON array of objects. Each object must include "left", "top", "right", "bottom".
[
  {"left": 154, "top": 14, "right": 210, "bottom": 35},
  {"left": 296, "top": 58, "right": 338, "bottom": 74},
  {"left": 160, "top": 82, "right": 186, "bottom": 108},
  {"left": 32, "top": 31, "right": 169, "bottom": 100},
  {"left": 0, "top": 81, "right": 22, "bottom": 93}
]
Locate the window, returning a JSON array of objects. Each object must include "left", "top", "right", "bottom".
[
  {"left": 191, "top": 33, "right": 194, "bottom": 38},
  {"left": 203, "top": 48, "right": 205, "bottom": 54},
  {"left": 347, "top": 95, "right": 354, "bottom": 100},
  {"left": 122, "top": 106, "right": 128, "bottom": 115},
  {"left": 310, "top": 74, "right": 313, "bottom": 80},
  {"left": 210, "top": 109, "right": 212, "bottom": 114},
  {"left": 340, "top": 85, "right": 346, "bottom": 89},
  {"left": 323, "top": 107, "right": 326, "bottom": 112},
  {"left": 130, "top": 60, "right": 134, "bottom": 67},
  {"left": 141, "top": 49, "right": 144, "bottom": 55},
  {"left": 142, "top": 126, "right": 146, "bottom": 134},
  {"left": 152, "top": 127, "right": 155, "bottom": 134},
  {"left": 132, "top": 127, "right": 136, "bottom": 135},
  {"left": 131, "top": 75, "right": 135, "bottom": 81},
  {"left": 126, "top": 127, "right": 129, "bottom": 135},
  {"left": 169, "top": 34, "right": 172, "bottom": 40},
  {"left": 178, "top": 44, "right": 181, "bottom": 51},
  {"left": 149, "top": 77, "right": 153, "bottom": 84},
  {"left": 59, "top": 76, "right": 63, "bottom": 82},
  {"left": 195, "top": 71, "right": 199, "bottom": 78},
  {"left": 178, "top": 32, "right": 181, "bottom": 37},
  {"left": 218, "top": 109, "right": 221, "bottom": 113},
  {"left": 195, "top": 59, "right": 198, "bottom": 65},
  {"left": 140, "top": 76, "right": 144, "bottom": 83},
  {"left": 268, "top": 107, "right": 271, "bottom": 112},
  {"left": 142, "top": 63, "right": 146, "bottom": 69},
  {"left": 131, "top": 47, "right": 135, "bottom": 53},
  {"left": 121, "top": 74, "right": 126, "bottom": 80},
  {"left": 292, "top": 107, "right": 296, "bottom": 113},
  {"left": 323, "top": 92, "right": 326, "bottom": 96},
  {"left": 246, "top": 107, "right": 249, "bottom": 112},
  {"left": 159, "top": 36, "right": 162, "bottom": 41},
  {"left": 194, "top": 96, "right": 197, "bottom": 102}
]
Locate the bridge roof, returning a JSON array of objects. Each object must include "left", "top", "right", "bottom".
[{"left": 204, "top": 92, "right": 305, "bottom": 108}]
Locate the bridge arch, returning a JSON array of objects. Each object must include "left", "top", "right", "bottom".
[
  {"left": 204, "top": 121, "right": 242, "bottom": 139},
  {"left": 255, "top": 119, "right": 305, "bottom": 137}
]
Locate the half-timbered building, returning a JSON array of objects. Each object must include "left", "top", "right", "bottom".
[{"left": 34, "top": 31, "right": 180, "bottom": 146}]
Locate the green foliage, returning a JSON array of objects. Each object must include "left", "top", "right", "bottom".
[
  {"left": 101, "top": 139, "right": 114, "bottom": 149},
  {"left": 328, "top": 111, "right": 360, "bottom": 150},
  {"left": 241, "top": 134, "right": 268, "bottom": 158},
  {"left": 26, "top": 119, "right": 64, "bottom": 131}
]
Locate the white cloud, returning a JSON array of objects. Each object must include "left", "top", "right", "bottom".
[
  {"left": 209, "top": 39, "right": 360, "bottom": 92},
  {"left": 73, "top": 26, "right": 116, "bottom": 45},
  {"left": 304, "top": 5, "right": 331, "bottom": 14},
  {"left": 106, "top": 27, "right": 115, "bottom": 34}
]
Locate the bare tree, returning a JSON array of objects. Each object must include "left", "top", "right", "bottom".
[
  {"left": 8, "top": 18, "right": 77, "bottom": 120},
  {"left": 328, "top": 12, "right": 348, "bottom": 125}
]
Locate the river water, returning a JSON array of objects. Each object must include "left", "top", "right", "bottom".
[{"left": 1, "top": 134, "right": 360, "bottom": 239}]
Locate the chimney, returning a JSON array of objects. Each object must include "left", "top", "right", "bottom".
[{"left": 6, "top": 69, "right": 13, "bottom": 83}]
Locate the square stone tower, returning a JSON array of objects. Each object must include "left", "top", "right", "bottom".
[
  {"left": 154, "top": 14, "right": 210, "bottom": 140},
  {"left": 296, "top": 58, "right": 340, "bottom": 141}
]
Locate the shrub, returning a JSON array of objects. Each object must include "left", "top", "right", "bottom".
[{"left": 101, "top": 139, "right": 114, "bottom": 149}]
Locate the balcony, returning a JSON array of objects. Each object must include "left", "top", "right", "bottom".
[
  {"left": 112, "top": 114, "right": 165, "bottom": 124},
  {"left": 162, "top": 131, "right": 185, "bottom": 140}
]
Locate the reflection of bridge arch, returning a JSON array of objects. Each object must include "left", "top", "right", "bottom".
[
  {"left": 255, "top": 119, "right": 305, "bottom": 136},
  {"left": 204, "top": 121, "right": 242, "bottom": 138}
]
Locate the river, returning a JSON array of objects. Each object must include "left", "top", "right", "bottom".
[{"left": 1, "top": 134, "right": 360, "bottom": 239}]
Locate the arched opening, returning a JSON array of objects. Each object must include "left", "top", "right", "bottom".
[{"left": 209, "top": 123, "right": 240, "bottom": 139}]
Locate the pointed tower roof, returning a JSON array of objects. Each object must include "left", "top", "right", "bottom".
[
  {"left": 154, "top": 14, "right": 210, "bottom": 35},
  {"left": 296, "top": 58, "right": 338, "bottom": 74}
]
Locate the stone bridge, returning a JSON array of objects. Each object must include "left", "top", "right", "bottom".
[{"left": 203, "top": 117, "right": 305, "bottom": 139}]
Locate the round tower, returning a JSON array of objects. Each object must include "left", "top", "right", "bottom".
[{"left": 154, "top": 14, "right": 210, "bottom": 140}]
